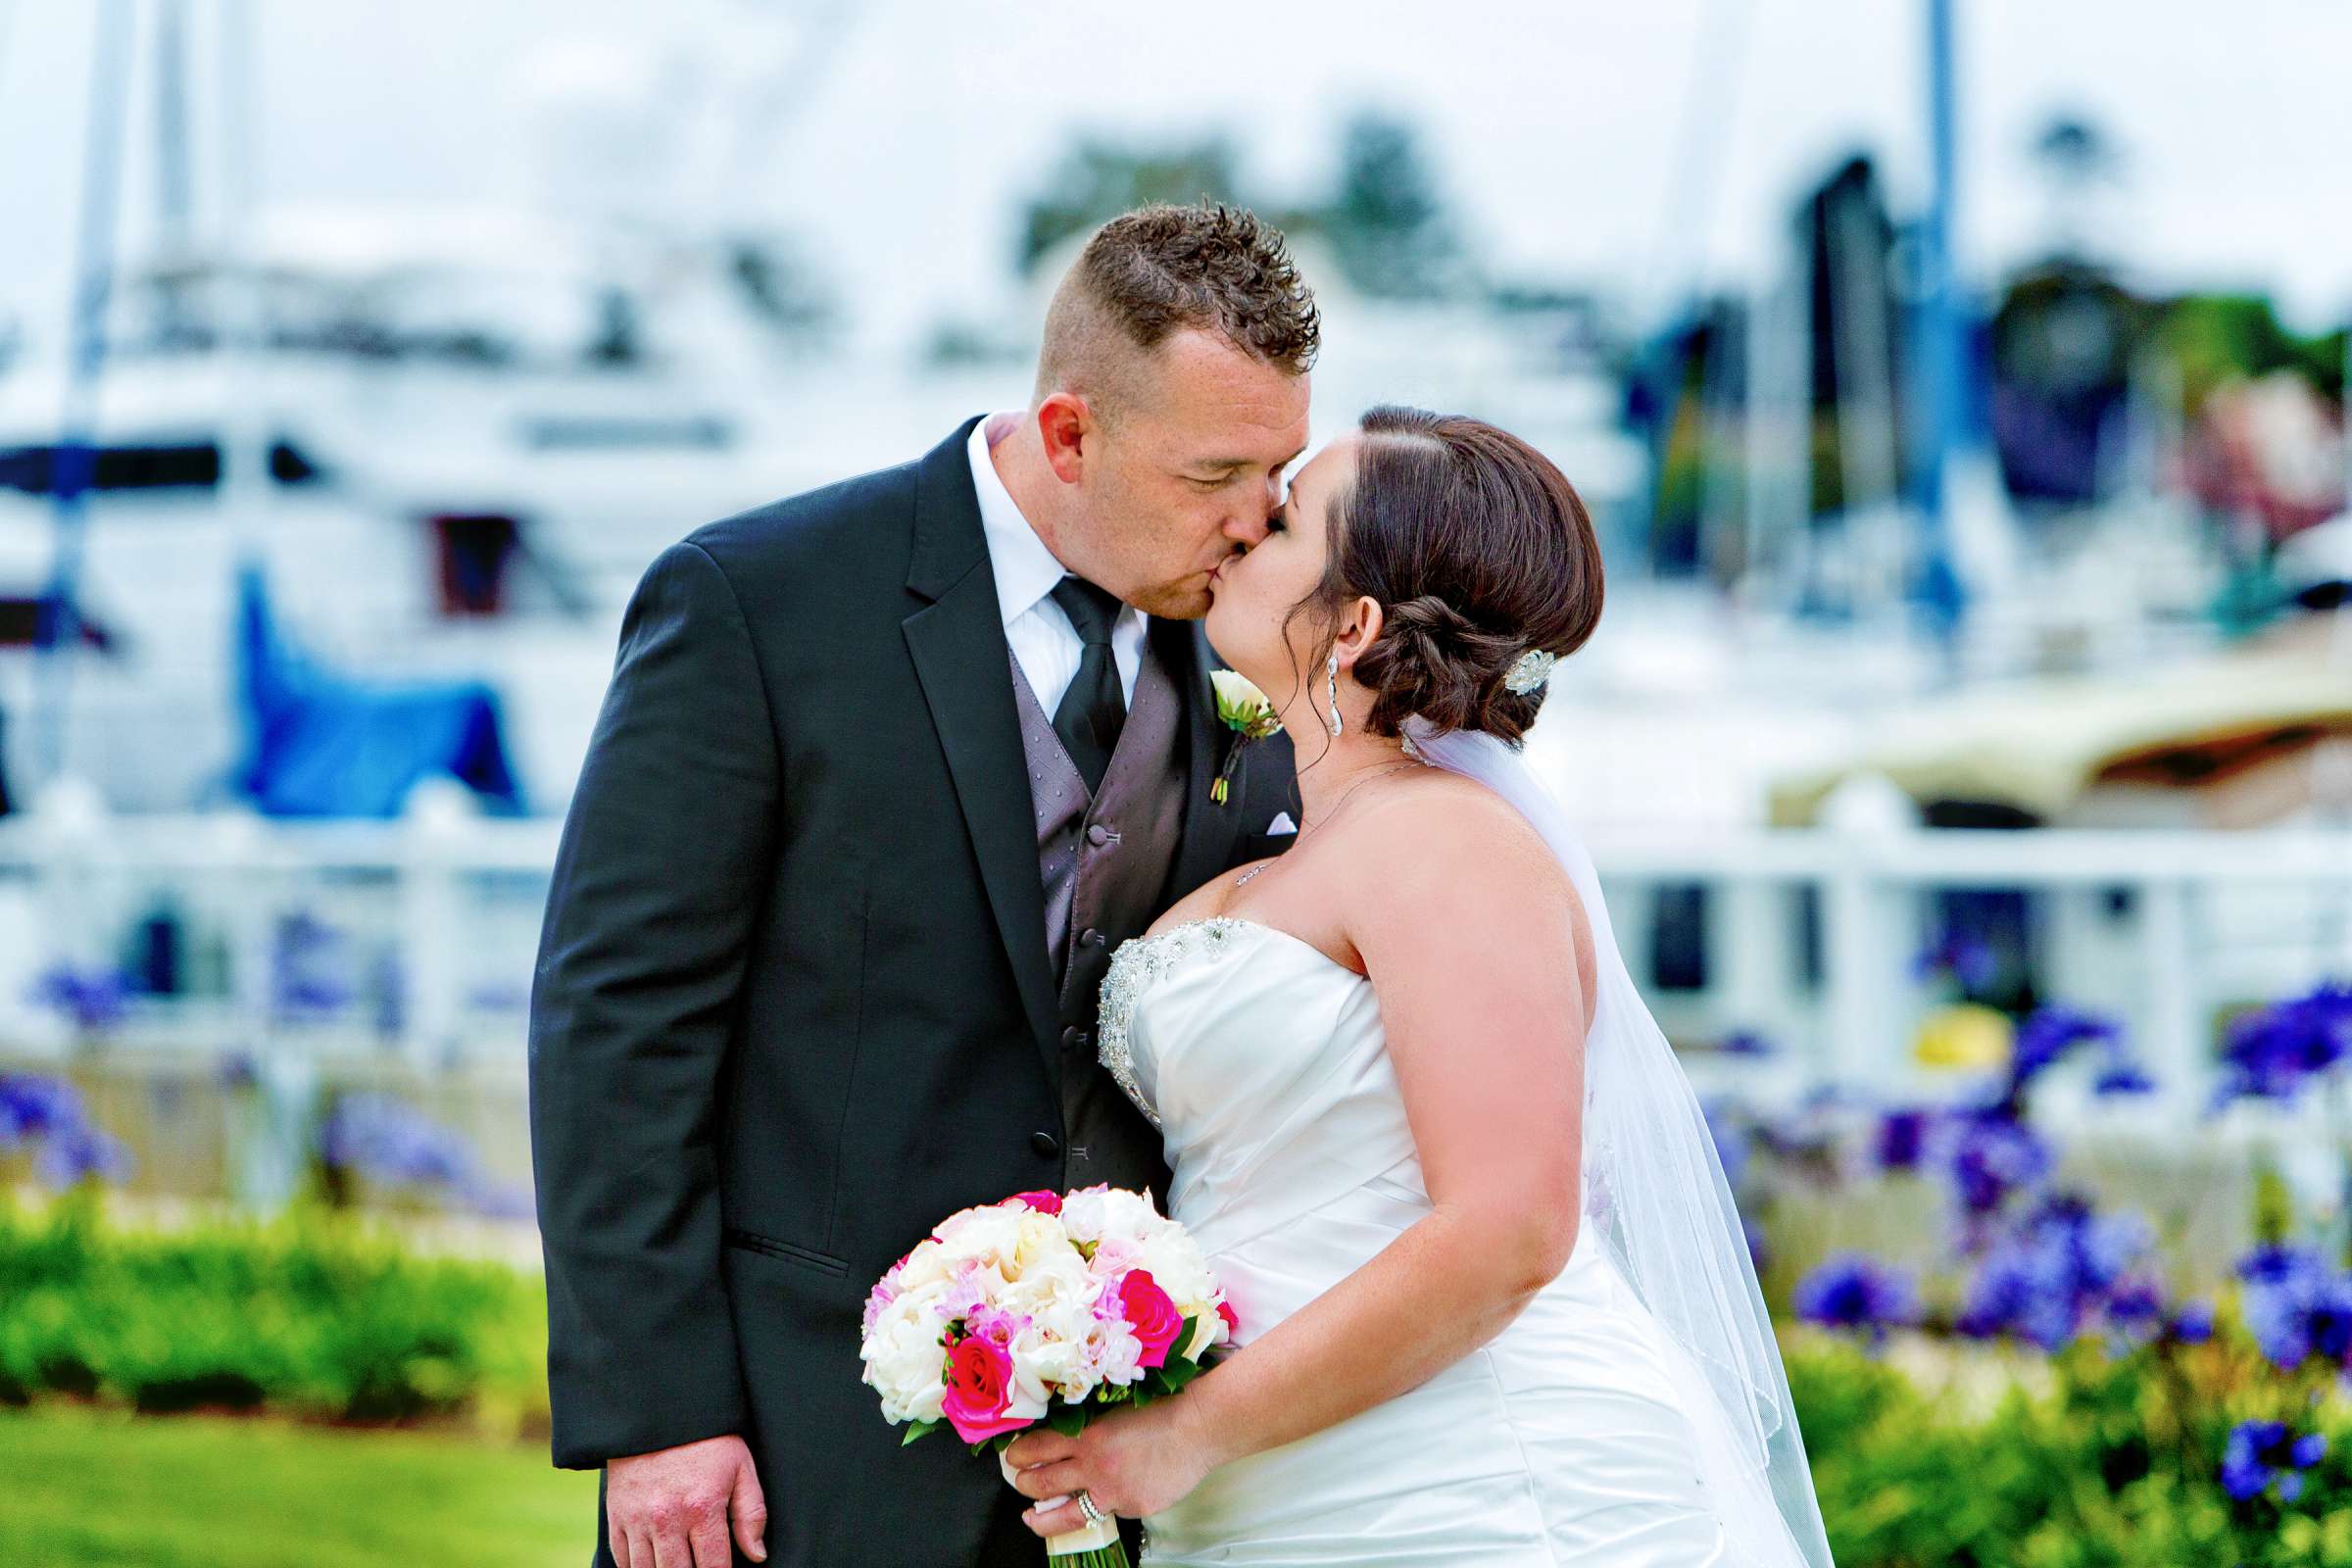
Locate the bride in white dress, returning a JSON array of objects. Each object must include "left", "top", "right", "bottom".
[{"left": 1004, "top": 407, "right": 1835, "bottom": 1567}]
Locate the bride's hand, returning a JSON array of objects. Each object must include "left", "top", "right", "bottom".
[{"left": 1003, "top": 1396, "right": 1220, "bottom": 1537}]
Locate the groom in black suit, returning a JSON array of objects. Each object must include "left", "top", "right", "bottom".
[{"left": 528, "top": 203, "right": 1314, "bottom": 1568}]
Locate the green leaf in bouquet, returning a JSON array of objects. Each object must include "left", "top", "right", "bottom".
[
  {"left": 1155, "top": 1355, "right": 1207, "bottom": 1396},
  {"left": 900, "top": 1419, "right": 943, "bottom": 1447},
  {"left": 1047, "top": 1399, "right": 1090, "bottom": 1437}
]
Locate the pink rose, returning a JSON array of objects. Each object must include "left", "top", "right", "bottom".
[
  {"left": 1009, "top": 1190, "right": 1062, "bottom": 1215},
  {"left": 1118, "top": 1269, "right": 1184, "bottom": 1370},
  {"left": 1217, "top": 1299, "right": 1240, "bottom": 1336},
  {"left": 941, "top": 1333, "right": 1031, "bottom": 1445}
]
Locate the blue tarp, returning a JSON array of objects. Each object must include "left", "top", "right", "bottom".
[{"left": 232, "top": 563, "right": 524, "bottom": 817}]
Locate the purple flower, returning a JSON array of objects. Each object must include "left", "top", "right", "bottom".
[
  {"left": 2105, "top": 1275, "right": 2166, "bottom": 1338},
  {"left": 1874, "top": 1108, "right": 1933, "bottom": 1172},
  {"left": 2091, "top": 1057, "right": 2156, "bottom": 1097},
  {"left": 1953, "top": 1195, "right": 2151, "bottom": 1350},
  {"left": 2238, "top": 1244, "right": 2330, "bottom": 1291},
  {"left": 1702, "top": 1100, "right": 1750, "bottom": 1190},
  {"left": 1793, "top": 1254, "right": 1918, "bottom": 1343},
  {"left": 26, "top": 963, "right": 132, "bottom": 1036},
  {"left": 2213, "top": 981, "right": 2352, "bottom": 1105},
  {"left": 2009, "top": 1004, "right": 2124, "bottom": 1093},
  {"left": 1914, "top": 929, "right": 1999, "bottom": 994},
  {"left": 2223, "top": 1419, "right": 2327, "bottom": 1503},
  {"left": 0, "top": 1074, "right": 84, "bottom": 1147},
  {"left": 861, "top": 1277, "right": 899, "bottom": 1335},
  {"left": 2170, "top": 1298, "right": 2215, "bottom": 1344},
  {"left": 1943, "top": 1108, "right": 2054, "bottom": 1216},
  {"left": 319, "top": 1094, "right": 484, "bottom": 1200},
  {"left": 0, "top": 1073, "right": 131, "bottom": 1189},
  {"left": 33, "top": 1122, "right": 131, "bottom": 1189},
  {"left": 2240, "top": 1253, "right": 2352, "bottom": 1371},
  {"left": 1954, "top": 1243, "right": 2053, "bottom": 1346}
]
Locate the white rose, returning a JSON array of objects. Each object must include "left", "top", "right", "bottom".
[
  {"left": 933, "top": 1204, "right": 1027, "bottom": 1274},
  {"left": 858, "top": 1283, "right": 951, "bottom": 1423},
  {"left": 1008, "top": 1313, "right": 1090, "bottom": 1406},
  {"left": 889, "top": 1236, "right": 952, "bottom": 1292},
  {"left": 1060, "top": 1186, "right": 1163, "bottom": 1247},
  {"left": 1012, "top": 1210, "right": 1080, "bottom": 1277},
  {"left": 1004, "top": 1234, "right": 1095, "bottom": 1298},
  {"left": 1133, "top": 1227, "right": 1216, "bottom": 1308}
]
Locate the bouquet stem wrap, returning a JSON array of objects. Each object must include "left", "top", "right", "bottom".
[{"left": 1045, "top": 1513, "right": 1126, "bottom": 1563}]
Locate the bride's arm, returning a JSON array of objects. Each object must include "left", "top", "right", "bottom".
[{"left": 1007, "top": 788, "right": 1592, "bottom": 1532}]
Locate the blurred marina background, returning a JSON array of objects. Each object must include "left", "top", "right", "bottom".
[{"left": 0, "top": 2, "right": 2349, "bottom": 1563}]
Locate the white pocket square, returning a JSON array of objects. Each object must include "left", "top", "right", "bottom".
[{"left": 1265, "top": 811, "right": 1298, "bottom": 836}]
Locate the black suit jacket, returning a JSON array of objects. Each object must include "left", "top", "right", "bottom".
[{"left": 527, "top": 418, "right": 1298, "bottom": 1566}]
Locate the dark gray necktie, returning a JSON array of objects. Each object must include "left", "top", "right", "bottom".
[{"left": 1049, "top": 576, "right": 1127, "bottom": 794}]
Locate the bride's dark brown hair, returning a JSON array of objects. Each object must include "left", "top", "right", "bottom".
[{"left": 1292, "top": 406, "right": 1605, "bottom": 747}]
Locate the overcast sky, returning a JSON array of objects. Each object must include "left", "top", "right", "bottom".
[{"left": 4, "top": 0, "right": 2349, "bottom": 357}]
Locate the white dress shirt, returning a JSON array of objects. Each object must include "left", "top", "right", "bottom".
[{"left": 967, "top": 414, "right": 1145, "bottom": 716}]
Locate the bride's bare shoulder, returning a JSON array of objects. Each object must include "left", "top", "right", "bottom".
[
  {"left": 1349, "top": 767, "right": 1559, "bottom": 871},
  {"left": 1341, "top": 769, "right": 1591, "bottom": 967}
]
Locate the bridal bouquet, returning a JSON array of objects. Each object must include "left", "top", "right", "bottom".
[{"left": 859, "top": 1184, "right": 1238, "bottom": 1565}]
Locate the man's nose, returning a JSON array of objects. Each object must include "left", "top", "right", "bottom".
[{"left": 1226, "top": 510, "right": 1273, "bottom": 548}]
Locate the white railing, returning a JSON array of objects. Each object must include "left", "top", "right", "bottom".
[{"left": 1, "top": 779, "right": 2346, "bottom": 1124}]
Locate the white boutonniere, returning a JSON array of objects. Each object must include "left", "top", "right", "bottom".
[{"left": 1209, "top": 670, "right": 1282, "bottom": 806}]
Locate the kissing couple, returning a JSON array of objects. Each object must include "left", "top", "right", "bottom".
[{"left": 529, "top": 202, "right": 1835, "bottom": 1568}]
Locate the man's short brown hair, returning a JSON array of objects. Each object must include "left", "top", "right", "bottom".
[{"left": 1036, "top": 202, "right": 1320, "bottom": 417}]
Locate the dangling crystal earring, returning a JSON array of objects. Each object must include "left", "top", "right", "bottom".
[{"left": 1325, "top": 650, "right": 1344, "bottom": 737}]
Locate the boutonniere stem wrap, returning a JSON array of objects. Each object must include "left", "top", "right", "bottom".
[{"left": 1208, "top": 670, "right": 1282, "bottom": 806}]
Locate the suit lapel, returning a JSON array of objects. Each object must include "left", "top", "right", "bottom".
[
  {"left": 903, "top": 419, "right": 1062, "bottom": 1081},
  {"left": 1161, "top": 619, "right": 1250, "bottom": 903}
]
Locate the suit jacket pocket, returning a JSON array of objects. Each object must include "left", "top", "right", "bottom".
[
  {"left": 723, "top": 1227, "right": 851, "bottom": 1277},
  {"left": 1239, "top": 830, "right": 1298, "bottom": 864}
]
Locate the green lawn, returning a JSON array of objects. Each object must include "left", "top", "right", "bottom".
[{"left": 0, "top": 1402, "right": 599, "bottom": 1567}]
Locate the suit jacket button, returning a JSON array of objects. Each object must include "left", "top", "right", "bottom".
[
  {"left": 1086, "top": 824, "right": 1111, "bottom": 847},
  {"left": 1080, "top": 928, "right": 1106, "bottom": 949},
  {"left": 1060, "top": 1026, "right": 1092, "bottom": 1051},
  {"left": 1031, "top": 1131, "right": 1060, "bottom": 1158}
]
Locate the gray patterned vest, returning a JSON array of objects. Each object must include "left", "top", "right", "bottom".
[{"left": 1008, "top": 622, "right": 1185, "bottom": 1192}]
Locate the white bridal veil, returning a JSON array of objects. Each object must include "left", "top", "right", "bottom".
[{"left": 1403, "top": 717, "right": 1838, "bottom": 1568}]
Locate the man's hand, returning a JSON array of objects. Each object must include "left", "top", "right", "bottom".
[{"left": 606, "top": 1434, "right": 768, "bottom": 1567}]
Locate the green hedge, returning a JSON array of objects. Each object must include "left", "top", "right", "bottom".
[
  {"left": 1787, "top": 1323, "right": 2352, "bottom": 1568},
  {"left": 0, "top": 1191, "right": 547, "bottom": 1431},
  {"left": 12, "top": 1195, "right": 2348, "bottom": 1565}
]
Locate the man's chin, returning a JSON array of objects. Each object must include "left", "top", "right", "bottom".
[{"left": 1131, "top": 582, "right": 1213, "bottom": 621}]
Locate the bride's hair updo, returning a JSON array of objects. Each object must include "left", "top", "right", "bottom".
[{"left": 1304, "top": 406, "right": 1604, "bottom": 746}]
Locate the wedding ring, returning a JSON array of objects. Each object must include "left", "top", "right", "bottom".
[{"left": 1076, "top": 1490, "right": 1105, "bottom": 1525}]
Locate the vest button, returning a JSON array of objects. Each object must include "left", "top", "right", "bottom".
[
  {"left": 1061, "top": 1026, "right": 1092, "bottom": 1051},
  {"left": 1030, "top": 1131, "right": 1061, "bottom": 1159},
  {"left": 1086, "top": 823, "right": 1111, "bottom": 847}
]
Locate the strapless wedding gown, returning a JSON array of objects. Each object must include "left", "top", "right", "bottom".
[{"left": 1096, "top": 915, "right": 1740, "bottom": 1566}]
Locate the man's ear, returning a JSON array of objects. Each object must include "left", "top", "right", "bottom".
[{"left": 1037, "top": 394, "right": 1093, "bottom": 485}]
